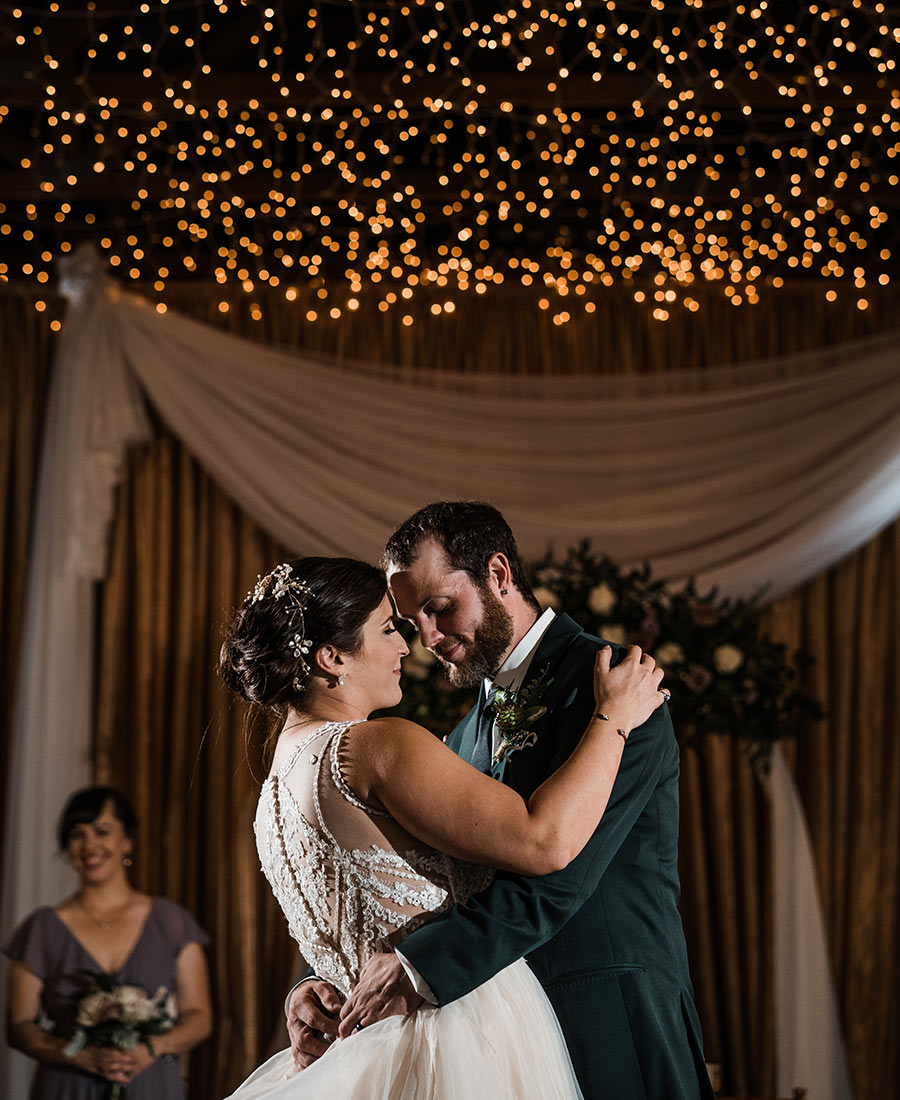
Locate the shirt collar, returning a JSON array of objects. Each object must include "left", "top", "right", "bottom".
[{"left": 487, "top": 607, "right": 556, "bottom": 693}]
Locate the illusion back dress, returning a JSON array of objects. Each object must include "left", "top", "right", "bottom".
[{"left": 226, "top": 720, "right": 583, "bottom": 1099}]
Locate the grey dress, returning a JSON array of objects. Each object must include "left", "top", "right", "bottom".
[{"left": 3, "top": 898, "right": 208, "bottom": 1100}]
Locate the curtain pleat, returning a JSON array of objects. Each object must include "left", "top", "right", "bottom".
[
  {"left": 679, "top": 738, "right": 775, "bottom": 1096},
  {"left": 95, "top": 434, "right": 300, "bottom": 1093},
  {"left": 2, "top": 282, "right": 898, "bottom": 1098},
  {"left": 0, "top": 300, "right": 53, "bottom": 880},
  {"left": 765, "top": 525, "right": 900, "bottom": 1099}
]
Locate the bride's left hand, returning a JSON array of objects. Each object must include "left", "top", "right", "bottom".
[{"left": 339, "top": 953, "right": 423, "bottom": 1037}]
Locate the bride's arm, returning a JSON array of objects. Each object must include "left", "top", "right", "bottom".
[{"left": 345, "top": 645, "right": 664, "bottom": 875}]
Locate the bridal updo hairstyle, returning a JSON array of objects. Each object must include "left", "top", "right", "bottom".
[{"left": 219, "top": 556, "right": 387, "bottom": 710}]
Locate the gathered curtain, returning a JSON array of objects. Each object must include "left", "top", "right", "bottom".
[
  {"left": 0, "top": 301, "right": 54, "bottom": 885},
  {"left": 1, "top": 267, "right": 897, "bottom": 1098}
]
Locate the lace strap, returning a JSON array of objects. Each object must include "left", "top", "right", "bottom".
[
  {"left": 272, "top": 726, "right": 330, "bottom": 784},
  {"left": 328, "top": 724, "right": 389, "bottom": 818}
]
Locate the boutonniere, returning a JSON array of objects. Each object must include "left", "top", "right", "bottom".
[{"left": 491, "top": 664, "right": 554, "bottom": 765}]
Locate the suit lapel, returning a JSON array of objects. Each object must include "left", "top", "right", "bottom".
[{"left": 503, "top": 614, "right": 586, "bottom": 794}]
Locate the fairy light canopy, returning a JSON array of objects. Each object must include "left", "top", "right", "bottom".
[{"left": 0, "top": 0, "right": 897, "bottom": 325}]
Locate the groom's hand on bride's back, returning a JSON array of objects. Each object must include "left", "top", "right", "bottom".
[
  {"left": 286, "top": 980, "right": 343, "bottom": 1070},
  {"left": 338, "top": 953, "right": 424, "bottom": 1037}
]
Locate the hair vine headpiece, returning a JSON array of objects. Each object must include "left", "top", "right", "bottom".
[{"left": 246, "top": 563, "right": 315, "bottom": 693}]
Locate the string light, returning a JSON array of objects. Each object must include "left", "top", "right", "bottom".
[{"left": 0, "top": 1, "right": 896, "bottom": 325}]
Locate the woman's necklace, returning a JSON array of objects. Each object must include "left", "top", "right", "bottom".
[{"left": 76, "top": 890, "right": 136, "bottom": 931}]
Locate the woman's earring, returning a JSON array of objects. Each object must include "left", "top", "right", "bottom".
[
  {"left": 336, "top": 673, "right": 347, "bottom": 687},
  {"left": 123, "top": 856, "right": 133, "bottom": 868},
  {"left": 500, "top": 588, "right": 508, "bottom": 596}
]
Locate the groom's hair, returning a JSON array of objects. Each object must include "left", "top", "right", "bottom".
[{"left": 383, "top": 501, "right": 540, "bottom": 613}]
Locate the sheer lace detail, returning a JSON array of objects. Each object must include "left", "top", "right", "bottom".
[
  {"left": 328, "top": 727, "right": 388, "bottom": 817},
  {"left": 254, "top": 720, "right": 493, "bottom": 998}
]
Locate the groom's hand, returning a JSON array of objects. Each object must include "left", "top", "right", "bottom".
[
  {"left": 338, "top": 953, "right": 424, "bottom": 1037},
  {"left": 286, "top": 980, "right": 342, "bottom": 1071}
]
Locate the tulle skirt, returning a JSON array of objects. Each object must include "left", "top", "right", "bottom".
[{"left": 225, "top": 959, "right": 583, "bottom": 1099}]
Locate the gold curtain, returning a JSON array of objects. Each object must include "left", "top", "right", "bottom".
[
  {"left": 2, "top": 282, "right": 898, "bottom": 1098},
  {"left": 0, "top": 299, "right": 54, "bottom": 884},
  {"left": 760, "top": 526, "right": 900, "bottom": 1098}
]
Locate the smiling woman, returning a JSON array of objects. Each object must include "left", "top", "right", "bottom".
[{"left": 3, "top": 787, "right": 213, "bottom": 1100}]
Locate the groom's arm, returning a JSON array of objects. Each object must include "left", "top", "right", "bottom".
[
  {"left": 339, "top": 691, "right": 673, "bottom": 1032},
  {"left": 402, "top": 699, "right": 671, "bottom": 1004}
]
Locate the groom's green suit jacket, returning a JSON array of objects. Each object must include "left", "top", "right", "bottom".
[{"left": 399, "top": 613, "right": 715, "bottom": 1100}]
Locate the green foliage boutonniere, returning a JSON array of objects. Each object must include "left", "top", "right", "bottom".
[{"left": 492, "top": 665, "right": 554, "bottom": 765}]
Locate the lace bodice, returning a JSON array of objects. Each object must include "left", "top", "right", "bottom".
[{"left": 254, "top": 720, "right": 493, "bottom": 997}]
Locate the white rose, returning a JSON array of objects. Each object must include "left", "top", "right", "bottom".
[
  {"left": 587, "top": 582, "right": 617, "bottom": 617},
  {"left": 654, "top": 642, "right": 686, "bottom": 665},
  {"left": 601, "top": 624, "right": 627, "bottom": 645},
  {"left": 116, "top": 985, "right": 158, "bottom": 1024},
  {"left": 76, "top": 991, "right": 116, "bottom": 1028},
  {"left": 532, "top": 586, "right": 560, "bottom": 610},
  {"left": 714, "top": 644, "right": 744, "bottom": 674}
]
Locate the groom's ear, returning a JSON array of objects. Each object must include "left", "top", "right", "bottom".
[
  {"left": 486, "top": 552, "right": 513, "bottom": 596},
  {"left": 314, "top": 644, "right": 345, "bottom": 677}
]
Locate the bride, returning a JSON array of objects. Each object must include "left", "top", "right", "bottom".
[{"left": 218, "top": 556, "right": 665, "bottom": 1099}]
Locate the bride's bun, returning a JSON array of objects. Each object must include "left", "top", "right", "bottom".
[
  {"left": 219, "top": 557, "right": 387, "bottom": 709},
  {"left": 219, "top": 624, "right": 295, "bottom": 707}
]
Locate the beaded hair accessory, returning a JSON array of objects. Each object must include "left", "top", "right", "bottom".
[{"left": 247, "top": 563, "right": 314, "bottom": 693}]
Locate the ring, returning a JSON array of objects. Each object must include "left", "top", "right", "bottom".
[
  {"left": 354, "top": 1023, "right": 364, "bottom": 1032},
  {"left": 659, "top": 688, "right": 671, "bottom": 701}
]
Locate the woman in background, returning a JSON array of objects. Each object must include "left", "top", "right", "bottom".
[{"left": 4, "top": 786, "right": 213, "bottom": 1098}]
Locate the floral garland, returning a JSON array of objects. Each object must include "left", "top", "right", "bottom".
[{"left": 393, "top": 541, "right": 822, "bottom": 767}]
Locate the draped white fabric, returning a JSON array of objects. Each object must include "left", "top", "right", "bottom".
[
  {"left": 103, "top": 293, "right": 900, "bottom": 600},
  {"left": 6, "top": 250, "right": 896, "bottom": 1096},
  {"left": 0, "top": 251, "right": 152, "bottom": 1097},
  {"left": 765, "top": 750, "right": 856, "bottom": 1100}
]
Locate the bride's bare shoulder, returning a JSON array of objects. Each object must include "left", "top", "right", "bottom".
[
  {"left": 354, "top": 716, "right": 436, "bottom": 743},
  {"left": 349, "top": 718, "right": 449, "bottom": 766},
  {"left": 340, "top": 718, "right": 448, "bottom": 801}
]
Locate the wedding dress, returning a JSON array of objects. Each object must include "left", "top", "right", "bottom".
[{"left": 226, "top": 720, "right": 583, "bottom": 1099}]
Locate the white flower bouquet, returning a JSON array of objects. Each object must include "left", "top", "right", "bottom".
[{"left": 65, "top": 970, "right": 174, "bottom": 1098}]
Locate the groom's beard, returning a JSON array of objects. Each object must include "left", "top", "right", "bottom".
[{"left": 435, "top": 587, "right": 514, "bottom": 689}]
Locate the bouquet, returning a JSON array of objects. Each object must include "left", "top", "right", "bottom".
[{"left": 65, "top": 970, "right": 174, "bottom": 1099}]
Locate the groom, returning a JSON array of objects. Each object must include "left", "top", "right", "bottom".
[{"left": 288, "top": 501, "right": 714, "bottom": 1099}]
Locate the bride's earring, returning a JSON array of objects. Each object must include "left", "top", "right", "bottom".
[{"left": 333, "top": 672, "right": 347, "bottom": 687}]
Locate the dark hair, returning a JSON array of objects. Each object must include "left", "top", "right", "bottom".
[
  {"left": 58, "top": 787, "right": 138, "bottom": 851},
  {"left": 382, "top": 501, "right": 540, "bottom": 613},
  {"left": 219, "top": 557, "right": 387, "bottom": 710}
]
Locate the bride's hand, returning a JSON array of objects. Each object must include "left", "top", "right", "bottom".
[{"left": 593, "top": 645, "right": 667, "bottom": 736}]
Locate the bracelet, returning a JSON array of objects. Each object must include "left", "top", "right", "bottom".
[{"left": 593, "top": 713, "right": 628, "bottom": 740}]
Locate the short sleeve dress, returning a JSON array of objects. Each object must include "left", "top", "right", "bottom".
[{"left": 3, "top": 897, "right": 209, "bottom": 1100}]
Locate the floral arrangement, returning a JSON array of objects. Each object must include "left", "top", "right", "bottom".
[
  {"left": 65, "top": 970, "right": 174, "bottom": 1098},
  {"left": 394, "top": 541, "right": 822, "bottom": 767}
]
